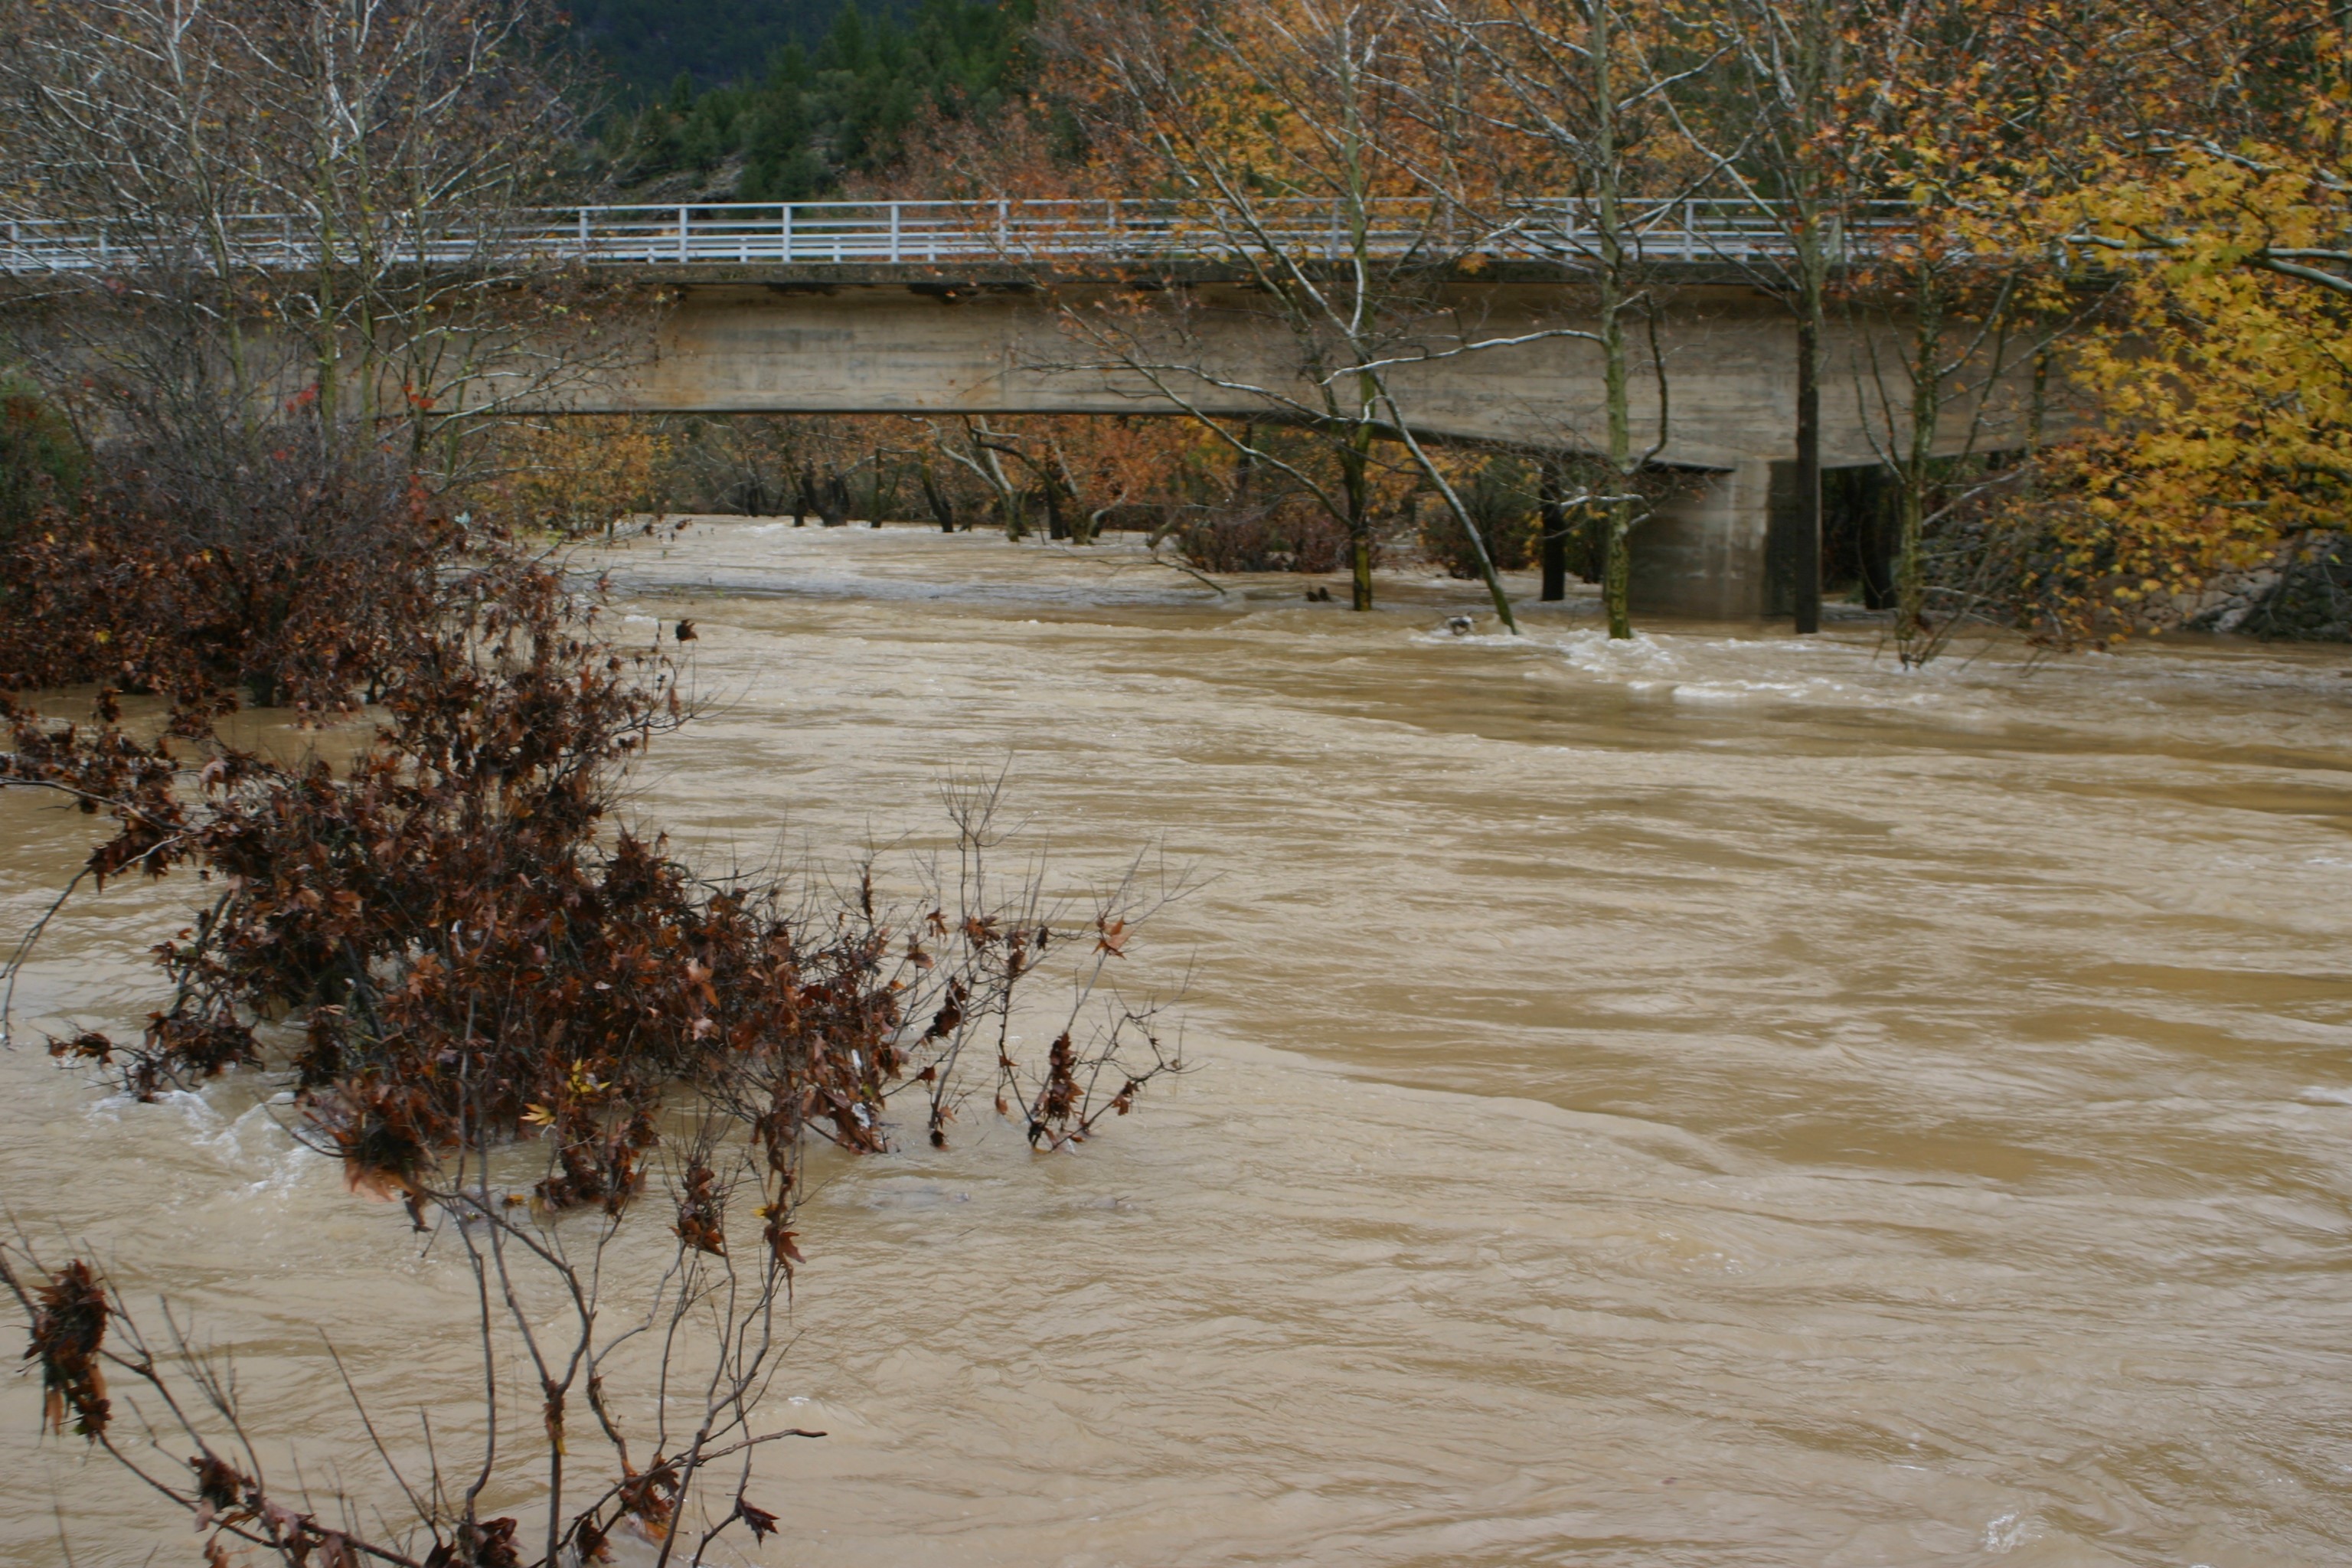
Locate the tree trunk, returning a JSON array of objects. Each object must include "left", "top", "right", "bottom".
[
  {"left": 1603, "top": 505, "right": 1634, "bottom": 639},
  {"left": 1539, "top": 461, "right": 1568, "bottom": 602},
  {"left": 1793, "top": 309, "right": 1823, "bottom": 635},
  {"left": 1341, "top": 430, "right": 1374, "bottom": 611},
  {"left": 1894, "top": 258, "right": 1942, "bottom": 662},
  {"left": 920, "top": 466, "right": 956, "bottom": 532}
]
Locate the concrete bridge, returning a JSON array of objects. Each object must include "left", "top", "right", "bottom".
[{"left": 2, "top": 198, "right": 2016, "bottom": 618}]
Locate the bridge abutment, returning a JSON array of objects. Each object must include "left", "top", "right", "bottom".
[{"left": 1628, "top": 460, "right": 1778, "bottom": 621}]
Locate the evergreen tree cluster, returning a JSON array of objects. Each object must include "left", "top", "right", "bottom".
[
  {"left": 570, "top": 0, "right": 867, "bottom": 96},
  {"left": 592, "top": 0, "right": 1034, "bottom": 201}
]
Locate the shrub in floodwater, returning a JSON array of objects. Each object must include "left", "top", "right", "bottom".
[
  {"left": 1178, "top": 501, "right": 1355, "bottom": 573},
  {"left": 0, "top": 539, "right": 1180, "bottom": 1565},
  {"left": 0, "top": 418, "right": 445, "bottom": 710},
  {"left": 1421, "top": 456, "right": 1539, "bottom": 577}
]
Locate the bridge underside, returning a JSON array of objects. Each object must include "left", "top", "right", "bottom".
[{"left": 556, "top": 276, "right": 2033, "bottom": 620}]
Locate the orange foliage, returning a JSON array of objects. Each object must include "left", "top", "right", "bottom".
[{"left": 495, "top": 417, "right": 673, "bottom": 536}]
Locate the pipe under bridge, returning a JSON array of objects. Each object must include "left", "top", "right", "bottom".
[{"left": 1, "top": 198, "right": 2017, "bottom": 619}]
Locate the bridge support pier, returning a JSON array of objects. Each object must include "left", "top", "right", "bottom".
[{"left": 1628, "top": 459, "right": 1775, "bottom": 622}]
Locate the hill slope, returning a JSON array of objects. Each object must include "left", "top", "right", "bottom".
[
  {"left": 592, "top": 0, "right": 1034, "bottom": 200},
  {"left": 571, "top": 0, "right": 911, "bottom": 95}
]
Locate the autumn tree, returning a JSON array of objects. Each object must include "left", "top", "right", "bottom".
[
  {"left": 1035, "top": 0, "right": 1532, "bottom": 626},
  {"left": 497, "top": 416, "right": 674, "bottom": 536},
  {"left": 1831, "top": 0, "right": 2102, "bottom": 662},
  {"left": 1998, "top": 0, "right": 2352, "bottom": 642}
]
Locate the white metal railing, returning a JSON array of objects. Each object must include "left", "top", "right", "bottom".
[{"left": 0, "top": 197, "right": 1903, "bottom": 275}]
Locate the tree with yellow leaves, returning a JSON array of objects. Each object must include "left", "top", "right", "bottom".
[
  {"left": 495, "top": 418, "right": 674, "bottom": 537},
  {"left": 2040, "top": 59, "right": 2352, "bottom": 637}
]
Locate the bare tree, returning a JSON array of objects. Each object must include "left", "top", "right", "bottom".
[
  {"left": 0, "top": 0, "right": 631, "bottom": 477},
  {"left": 1035, "top": 0, "right": 1576, "bottom": 629},
  {"left": 1415, "top": 0, "right": 1704, "bottom": 636},
  {"left": 1656, "top": 0, "right": 1870, "bottom": 635}
]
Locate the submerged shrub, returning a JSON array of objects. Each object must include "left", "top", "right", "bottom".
[
  {"left": 0, "top": 420, "right": 443, "bottom": 709},
  {"left": 1421, "top": 457, "right": 1538, "bottom": 577},
  {"left": 1178, "top": 501, "right": 1354, "bottom": 573},
  {"left": 1, "top": 511, "right": 1179, "bottom": 1568},
  {"left": 2, "top": 550, "right": 1175, "bottom": 1221}
]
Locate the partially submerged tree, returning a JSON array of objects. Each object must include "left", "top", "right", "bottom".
[
  {"left": 1661, "top": 0, "right": 1873, "bottom": 635},
  {"left": 1035, "top": 0, "right": 1532, "bottom": 627},
  {"left": 1416, "top": 0, "right": 1693, "bottom": 637},
  {"left": 1835, "top": 0, "right": 2096, "bottom": 663}
]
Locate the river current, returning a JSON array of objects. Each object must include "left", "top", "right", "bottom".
[{"left": 4, "top": 521, "right": 2350, "bottom": 1565}]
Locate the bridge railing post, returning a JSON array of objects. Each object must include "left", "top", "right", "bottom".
[
  {"left": 578, "top": 207, "right": 590, "bottom": 260},
  {"left": 890, "top": 201, "right": 901, "bottom": 263},
  {"left": 678, "top": 206, "right": 689, "bottom": 263},
  {"left": 781, "top": 204, "right": 793, "bottom": 264}
]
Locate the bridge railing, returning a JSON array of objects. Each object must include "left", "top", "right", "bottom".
[{"left": 0, "top": 198, "right": 1909, "bottom": 274}]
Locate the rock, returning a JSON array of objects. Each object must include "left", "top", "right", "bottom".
[{"left": 2192, "top": 534, "right": 2352, "bottom": 642}]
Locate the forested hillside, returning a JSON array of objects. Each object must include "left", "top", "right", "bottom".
[
  {"left": 570, "top": 0, "right": 893, "bottom": 95},
  {"left": 588, "top": 0, "right": 1033, "bottom": 199}
]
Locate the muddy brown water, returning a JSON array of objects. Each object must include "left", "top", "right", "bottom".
[{"left": 5, "top": 520, "right": 2352, "bottom": 1566}]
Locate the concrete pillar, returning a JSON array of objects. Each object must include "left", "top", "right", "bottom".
[{"left": 1628, "top": 458, "right": 1776, "bottom": 620}]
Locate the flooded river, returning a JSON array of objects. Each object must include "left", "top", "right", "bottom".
[{"left": 6, "top": 521, "right": 2352, "bottom": 1565}]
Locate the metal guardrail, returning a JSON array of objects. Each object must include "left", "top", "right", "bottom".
[{"left": 0, "top": 197, "right": 1883, "bottom": 274}]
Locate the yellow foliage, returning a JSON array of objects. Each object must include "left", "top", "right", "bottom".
[
  {"left": 1991, "top": 27, "right": 2352, "bottom": 642},
  {"left": 496, "top": 418, "right": 674, "bottom": 537}
]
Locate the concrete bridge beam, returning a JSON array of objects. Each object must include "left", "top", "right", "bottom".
[{"left": 528, "top": 276, "right": 2027, "bottom": 619}]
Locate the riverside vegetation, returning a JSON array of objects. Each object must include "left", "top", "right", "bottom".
[{"left": 0, "top": 0, "right": 1180, "bottom": 1559}]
